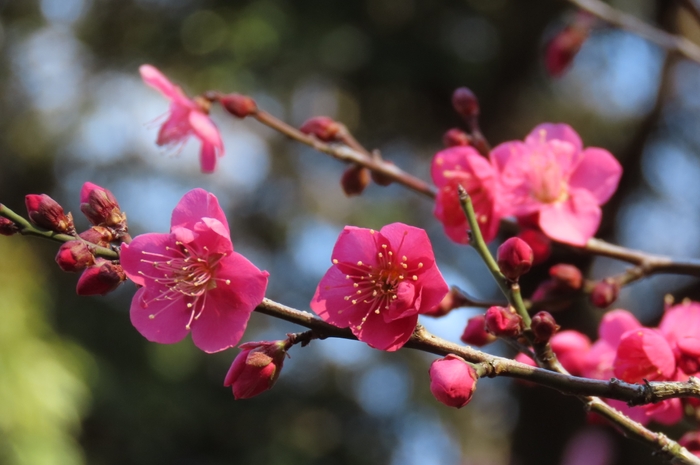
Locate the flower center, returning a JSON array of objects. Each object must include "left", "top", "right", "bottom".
[
  {"left": 336, "top": 240, "right": 423, "bottom": 330},
  {"left": 138, "top": 240, "right": 230, "bottom": 329},
  {"left": 528, "top": 152, "right": 568, "bottom": 204}
]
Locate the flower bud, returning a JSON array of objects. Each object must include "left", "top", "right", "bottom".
[
  {"left": 340, "top": 164, "right": 370, "bottom": 197},
  {"left": 442, "top": 128, "right": 471, "bottom": 147},
  {"left": 25, "top": 194, "right": 74, "bottom": 234},
  {"left": 79, "top": 226, "right": 115, "bottom": 247},
  {"left": 516, "top": 228, "right": 551, "bottom": 264},
  {"left": 0, "top": 216, "right": 19, "bottom": 236},
  {"left": 76, "top": 260, "right": 126, "bottom": 296},
  {"left": 484, "top": 306, "right": 523, "bottom": 338},
  {"left": 370, "top": 160, "right": 395, "bottom": 186},
  {"left": 424, "top": 287, "right": 469, "bottom": 318},
  {"left": 224, "top": 340, "right": 288, "bottom": 399},
  {"left": 55, "top": 240, "right": 95, "bottom": 272},
  {"left": 545, "top": 24, "right": 589, "bottom": 77},
  {"left": 549, "top": 264, "right": 583, "bottom": 291},
  {"left": 531, "top": 311, "right": 560, "bottom": 343},
  {"left": 460, "top": 314, "right": 496, "bottom": 346},
  {"left": 219, "top": 93, "right": 257, "bottom": 118},
  {"left": 80, "top": 182, "right": 126, "bottom": 229},
  {"left": 590, "top": 279, "right": 619, "bottom": 308},
  {"left": 497, "top": 237, "right": 534, "bottom": 280},
  {"left": 429, "top": 354, "right": 478, "bottom": 408},
  {"left": 451, "top": 87, "right": 479, "bottom": 119},
  {"left": 299, "top": 116, "right": 341, "bottom": 142}
]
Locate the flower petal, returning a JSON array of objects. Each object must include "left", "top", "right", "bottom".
[
  {"left": 599, "top": 309, "right": 641, "bottom": 346},
  {"left": 119, "top": 232, "right": 174, "bottom": 287},
  {"left": 614, "top": 328, "right": 676, "bottom": 382},
  {"left": 379, "top": 223, "right": 437, "bottom": 269},
  {"left": 538, "top": 189, "right": 601, "bottom": 245},
  {"left": 189, "top": 111, "right": 223, "bottom": 149},
  {"left": 568, "top": 147, "right": 622, "bottom": 205},
  {"left": 170, "top": 188, "right": 230, "bottom": 233},
  {"left": 330, "top": 226, "right": 382, "bottom": 269},
  {"left": 310, "top": 266, "right": 362, "bottom": 328},
  {"left": 525, "top": 123, "right": 583, "bottom": 152},
  {"left": 352, "top": 312, "right": 418, "bottom": 351},
  {"left": 129, "top": 287, "right": 191, "bottom": 344},
  {"left": 413, "top": 264, "right": 449, "bottom": 315},
  {"left": 140, "top": 64, "right": 178, "bottom": 100},
  {"left": 199, "top": 142, "right": 217, "bottom": 173}
]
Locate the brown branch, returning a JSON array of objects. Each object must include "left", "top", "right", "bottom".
[
  {"left": 680, "top": 0, "right": 700, "bottom": 26},
  {"left": 256, "top": 297, "right": 700, "bottom": 464},
  {"left": 567, "top": 0, "right": 700, "bottom": 64}
]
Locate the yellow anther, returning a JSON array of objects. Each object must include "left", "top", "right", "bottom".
[
  {"left": 412, "top": 275, "right": 418, "bottom": 280},
  {"left": 333, "top": 259, "right": 339, "bottom": 264}
]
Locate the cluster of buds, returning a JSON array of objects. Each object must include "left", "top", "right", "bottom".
[{"left": 22, "top": 183, "right": 129, "bottom": 296}]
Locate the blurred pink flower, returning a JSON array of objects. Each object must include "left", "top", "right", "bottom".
[
  {"left": 140, "top": 64, "right": 224, "bottom": 173},
  {"left": 120, "top": 189, "right": 269, "bottom": 353},
  {"left": 659, "top": 301, "right": 700, "bottom": 375},
  {"left": 310, "top": 223, "right": 449, "bottom": 351},
  {"left": 431, "top": 146, "right": 501, "bottom": 244},
  {"left": 493, "top": 123, "right": 622, "bottom": 245}
]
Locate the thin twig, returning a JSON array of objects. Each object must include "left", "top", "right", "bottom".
[{"left": 567, "top": 0, "right": 700, "bottom": 64}]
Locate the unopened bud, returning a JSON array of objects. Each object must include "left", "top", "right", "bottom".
[
  {"left": 25, "top": 194, "right": 74, "bottom": 234},
  {"left": 516, "top": 228, "right": 551, "bottom": 264},
  {"left": 452, "top": 87, "right": 480, "bottom": 119},
  {"left": 56, "top": 240, "right": 95, "bottom": 272},
  {"left": 76, "top": 260, "right": 126, "bottom": 296},
  {"left": 429, "top": 354, "right": 478, "bottom": 408},
  {"left": 0, "top": 216, "right": 19, "bottom": 236},
  {"left": 224, "top": 340, "right": 288, "bottom": 399},
  {"left": 484, "top": 306, "right": 523, "bottom": 338},
  {"left": 460, "top": 314, "right": 496, "bottom": 346},
  {"left": 219, "top": 93, "right": 257, "bottom": 118},
  {"left": 425, "top": 288, "right": 469, "bottom": 318},
  {"left": 545, "top": 24, "right": 589, "bottom": 77},
  {"left": 442, "top": 128, "right": 471, "bottom": 147},
  {"left": 80, "top": 182, "right": 126, "bottom": 230},
  {"left": 371, "top": 160, "right": 395, "bottom": 187},
  {"left": 79, "top": 226, "right": 115, "bottom": 247},
  {"left": 299, "top": 116, "right": 341, "bottom": 142},
  {"left": 497, "top": 237, "right": 534, "bottom": 280},
  {"left": 340, "top": 164, "right": 370, "bottom": 197},
  {"left": 531, "top": 311, "right": 560, "bottom": 343},
  {"left": 549, "top": 264, "right": 583, "bottom": 290},
  {"left": 590, "top": 279, "right": 619, "bottom": 308}
]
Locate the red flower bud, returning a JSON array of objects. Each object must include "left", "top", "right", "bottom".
[
  {"left": 516, "top": 228, "right": 551, "bottom": 264},
  {"left": 340, "top": 164, "right": 370, "bottom": 197},
  {"left": 25, "top": 194, "right": 74, "bottom": 234},
  {"left": 442, "top": 128, "right": 471, "bottom": 147},
  {"left": 224, "top": 340, "right": 288, "bottom": 399},
  {"left": 484, "top": 306, "right": 523, "bottom": 338},
  {"left": 80, "top": 182, "right": 126, "bottom": 230},
  {"left": 549, "top": 264, "right": 583, "bottom": 290},
  {"left": 370, "top": 160, "right": 395, "bottom": 187},
  {"left": 545, "top": 24, "right": 589, "bottom": 77},
  {"left": 299, "top": 116, "right": 341, "bottom": 142},
  {"left": 76, "top": 260, "right": 126, "bottom": 296},
  {"left": 0, "top": 216, "right": 19, "bottom": 236},
  {"left": 451, "top": 87, "right": 480, "bottom": 119},
  {"left": 219, "top": 93, "right": 257, "bottom": 118},
  {"left": 79, "top": 226, "right": 115, "bottom": 247},
  {"left": 590, "top": 279, "right": 619, "bottom": 308},
  {"left": 429, "top": 354, "right": 478, "bottom": 408},
  {"left": 55, "top": 240, "right": 95, "bottom": 272},
  {"left": 460, "top": 314, "right": 496, "bottom": 346},
  {"left": 497, "top": 237, "right": 534, "bottom": 280},
  {"left": 531, "top": 311, "right": 560, "bottom": 344},
  {"left": 424, "top": 287, "right": 469, "bottom": 318}
]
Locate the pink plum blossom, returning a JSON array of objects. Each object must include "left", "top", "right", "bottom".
[
  {"left": 140, "top": 64, "right": 224, "bottom": 173},
  {"left": 659, "top": 301, "right": 700, "bottom": 375},
  {"left": 493, "top": 123, "right": 622, "bottom": 246},
  {"left": 431, "top": 146, "right": 501, "bottom": 244},
  {"left": 120, "top": 189, "right": 269, "bottom": 353},
  {"left": 310, "top": 223, "right": 449, "bottom": 351},
  {"left": 429, "top": 354, "right": 478, "bottom": 408}
]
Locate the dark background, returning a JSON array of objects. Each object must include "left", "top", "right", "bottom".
[{"left": 1, "top": 0, "right": 699, "bottom": 464}]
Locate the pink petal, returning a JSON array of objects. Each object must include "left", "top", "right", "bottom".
[
  {"left": 156, "top": 104, "right": 193, "bottom": 147},
  {"left": 382, "top": 281, "right": 417, "bottom": 321},
  {"left": 551, "top": 330, "right": 592, "bottom": 376},
  {"left": 440, "top": 221, "right": 469, "bottom": 245},
  {"left": 649, "top": 398, "right": 684, "bottom": 425},
  {"left": 380, "top": 222, "right": 436, "bottom": 269},
  {"left": 129, "top": 287, "right": 191, "bottom": 344},
  {"left": 613, "top": 328, "right": 676, "bottom": 382},
  {"left": 199, "top": 142, "right": 217, "bottom": 173},
  {"left": 413, "top": 264, "right": 450, "bottom": 315},
  {"left": 330, "top": 226, "right": 382, "bottom": 269},
  {"left": 599, "top": 309, "right": 641, "bottom": 346},
  {"left": 430, "top": 146, "right": 491, "bottom": 187},
  {"left": 310, "top": 266, "right": 362, "bottom": 328},
  {"left": 538, "top": 189, "right": 601, "bottom": 245},
  {"left": 139, "top": 64, "right": 177, "bottom": 100},
  {"left": 119, "top": 232, "right": 174, "bottom": 287},
  {"left": 568, "top": 148, "right": 622, "bottom": 205},
  {"left": 189, "top": 111, "right": 223, "bottom": 149},
  {"left": 525, "top": 123, "right": 583, "bottom": 152},
  {"left": 660, "top": 302, "right": 700, "bottom": 345},
  {"left": 352, "top": 312, "right": 418, "bottom": 351},
  {"left": 170, "top": 188, "right": 230, "bottom": 233},
  {"left": 224, "top": 349, "right": 249, "bottom": 386}
]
